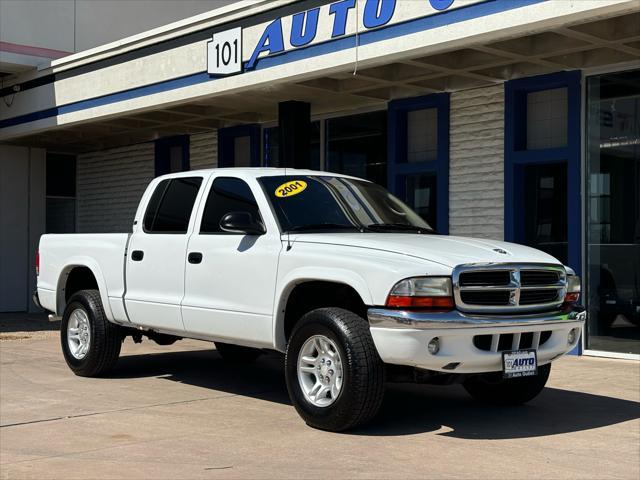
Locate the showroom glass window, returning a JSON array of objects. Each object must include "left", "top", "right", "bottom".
[
  {"left": 585, "top": 69, "right": 639, "bottom": 355},
  {"left": 325, "top": 111, "right": 387, "bottom": 187}
]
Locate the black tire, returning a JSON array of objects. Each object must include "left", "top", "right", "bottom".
[
  {"left": 60, "top": 289, "right": 122, "bottom": 377},
  {"left": 463, "top": 363, "right": 551, "bottom": 405},
  {"left": 214, "top": 342, "right": 262, "bottom": 363},
  {"left": 285, "top": 307, "right": 384, "bottom": 432}
]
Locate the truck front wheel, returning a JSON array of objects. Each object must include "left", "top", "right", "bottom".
[
  {"left": 61, "top": 289, "right": 122, "bottom": 377},
  {"left": 285, "top": 308, "right": 384, "bottom": 432},
  {"left": 463, "top": 363, "right": 551, "bottom": 405}
]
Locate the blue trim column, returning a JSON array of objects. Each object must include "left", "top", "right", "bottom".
[
  {"left": 504, "top": 70, "right": 582, "bottom": 354},
  {"left": 218, "top": 124, "right": 261, "bottom": 167},
  {"left": 388, "top": 92, "right": 450, "bottom": 234}
]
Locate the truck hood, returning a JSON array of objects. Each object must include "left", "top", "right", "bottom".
[{"left": 290, "top": 233, "right": 562, "bottom": 268}]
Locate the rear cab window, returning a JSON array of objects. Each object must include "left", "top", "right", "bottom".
[{"left": 143, "top": 177, "right": 203, "bottom": 233}]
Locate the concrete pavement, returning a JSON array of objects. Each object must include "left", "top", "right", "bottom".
[{"left": 1, "top": 332, "right": 639, "bottom": 479}]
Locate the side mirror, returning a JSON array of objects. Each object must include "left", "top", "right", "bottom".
[{"left": 219, "top": 211, "right": 266, "bottom": 235}]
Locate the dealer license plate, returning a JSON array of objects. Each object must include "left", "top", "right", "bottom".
[{"left": 502, "top": 349, "right": 538, "bottom": 379}]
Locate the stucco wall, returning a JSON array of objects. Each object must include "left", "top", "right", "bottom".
[
  {"left": 0, "top": 145, "right": 45, "bottom": 312},
  {"left": 449, "top": 84, "right": 505, "bottom": 240}
]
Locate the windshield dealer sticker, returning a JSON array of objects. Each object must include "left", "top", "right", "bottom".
[{"left": 275, "top": 180, "right": 307, "bottom": 198}]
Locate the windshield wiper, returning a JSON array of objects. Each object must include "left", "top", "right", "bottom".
[
  {"left": 366, "top": 223, "right": 433, "bottom": 234},
  {"left": 287, "top": 223, "right": 363, "bottom": 233}
]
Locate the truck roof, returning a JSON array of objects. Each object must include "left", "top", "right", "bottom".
[{"left": 156, "top": 167, "right": 367, "bottom": 182}]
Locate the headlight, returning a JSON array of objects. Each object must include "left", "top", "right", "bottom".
[
  {"left": 565, "top": 275, "right": 581, "bottom": 304},
  {"left": 386, "top": 277, "right": 454, "bottom": 309}
]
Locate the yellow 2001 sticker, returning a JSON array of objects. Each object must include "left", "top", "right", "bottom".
[{"left": 275, "top": 180, "right": 307, "bottom": 198}]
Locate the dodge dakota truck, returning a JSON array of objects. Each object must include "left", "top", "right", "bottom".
[{"left": 34, "top": 168, "right": 585, "bottom": 431}]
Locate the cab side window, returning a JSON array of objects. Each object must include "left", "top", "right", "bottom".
[
  {"left": 200, "top": 177, "right": 262, "bottom": 233},
  {"left": 143, "top": 177, "right": 202, "bottom": 233}
]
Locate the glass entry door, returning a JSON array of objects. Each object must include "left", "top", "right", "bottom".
[
  {"left": 585, "top": 70, "right": 640, "bottom": 355},
  {"left": 522, "top": 162, "right": 568, "bottom": 265}
]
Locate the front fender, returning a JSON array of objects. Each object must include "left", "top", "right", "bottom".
[{"left": 272, "top": 267, "right": 373, "bottom": 351}]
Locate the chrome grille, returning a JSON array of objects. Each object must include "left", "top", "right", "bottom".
[
  {"left": 521, "top": 270, "right": 561, "bottom": 286},
  {"left": 520, "top": 289, "right": 560, "bottom": 305},
  {"left": 459, "top": 271, "right": 511, "bottom": 286},
  {"left": 453, "top": 263, "right": 567, "bottom": 313}
]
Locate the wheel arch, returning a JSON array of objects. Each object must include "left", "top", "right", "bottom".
[
  {"left": 56, "top": 260, "right": 113, "bottom": 320},
  {"left": 273, "top": 270, "right": 373, "bottom": 351}
]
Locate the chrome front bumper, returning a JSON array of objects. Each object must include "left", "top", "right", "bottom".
[
  {"left": 368, "top": 306, "right": 586, "bottom": 330},
  {"left": 368, "top": 307, "right": 586, "bottom": 374}
]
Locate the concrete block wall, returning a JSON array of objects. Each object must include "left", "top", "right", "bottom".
[
  {"left": 449, "top": 84, "right": 505, "bottom": 240},
  {"left": 77, "top": 130, "right": 218, "bottom": 233},
  {"left": 190, "top": 131, "right": 218, "bottom": 170},
  {"left": 77, "top": 142, "right": 155, "bottom": 233}
]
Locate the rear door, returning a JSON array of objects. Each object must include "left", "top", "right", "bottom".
[
  {"left": 125, "top": 176, "right": 203, "bottom": 331},
  {"left": 181, "top": 175, "right": 281, "bottom": 346}
]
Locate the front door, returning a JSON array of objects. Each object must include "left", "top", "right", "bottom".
[
  {"left": 181, "top": 175, "right": 281, "bottom": 347},
  {"left": 125, "top": 176, "right": 203, "bottom": 331},
  {"left": 387, "top": 94, "right": 449, "bottom": 234}
]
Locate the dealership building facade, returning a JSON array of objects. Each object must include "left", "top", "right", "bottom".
[{"left": 0, "top": 0, "right": 638, "bottom": 358}]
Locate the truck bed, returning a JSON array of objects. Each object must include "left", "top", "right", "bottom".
[{"left": 37, "top": 233, "right": 130, "bottom": 322}]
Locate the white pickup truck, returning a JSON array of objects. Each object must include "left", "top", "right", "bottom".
[{"left": 35, "top": 168, "right": 585, "bottom": 431}]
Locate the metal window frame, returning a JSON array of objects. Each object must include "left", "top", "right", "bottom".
[{"left": 387, "top": 92, "right": 450, "bottom": 234}]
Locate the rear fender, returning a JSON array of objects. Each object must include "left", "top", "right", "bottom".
[{"left": 56, "top": 258, "right": 114, "bottom": 321}]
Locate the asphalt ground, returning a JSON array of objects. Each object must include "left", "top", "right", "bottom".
[{"left": 1, "top": 316, "right": 638, "bottom": 479}]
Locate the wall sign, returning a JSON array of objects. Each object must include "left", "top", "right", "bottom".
[
  {"left": 207, "top": 27, "right": 242, "bottom": 75},
  {"left": 206, "top": 0, "right": 485, "bottom": 76}
]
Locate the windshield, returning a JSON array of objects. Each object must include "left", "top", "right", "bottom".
[{"left": 258, "top": 175, "right": 434, "bottom": 234}]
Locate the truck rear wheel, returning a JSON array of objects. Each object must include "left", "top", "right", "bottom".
[
  {"left": 61, "top": 289, "right": 122, "bottom": 377},
  {"left": 285, "top": 308, "right": 384, "bottom": 432},
  {"left": 463, "top": 363, "right": 551, "bottom": 405},
  {"left": 214, "top": 342, "right": 262, "bottom": 363}
]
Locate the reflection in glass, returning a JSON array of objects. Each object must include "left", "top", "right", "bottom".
[
  {"left": 586, "top": 70, "right": 640, "bottom": 355},
  {"left": 405, "top": 173, "right": 437, "bottom": 228}
]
